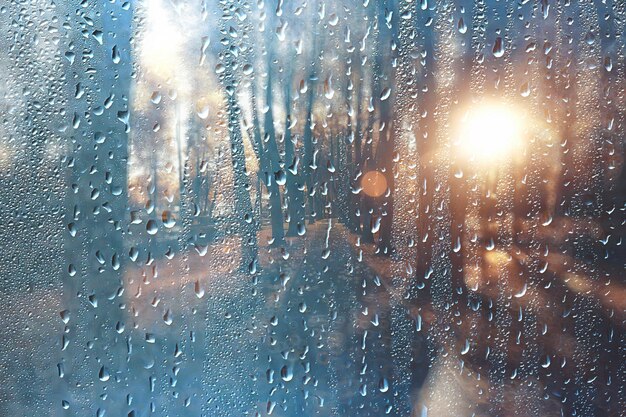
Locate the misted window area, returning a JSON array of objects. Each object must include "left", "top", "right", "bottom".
[{"left": 0, "top": 1, "right": 624, "bottom": 416}]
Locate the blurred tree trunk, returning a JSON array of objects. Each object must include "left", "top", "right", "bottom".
[
  {"left": 283, "top": 68, "right": 305, "bottom": 237},
  {"left": 219, "top": 3, "right": 258, "bottom": 269},
  {"left": 61, "top": 1, "right": 134, "bottom": 415},
  {"left": 261, "top": 51, "right": 285, "bottom": 245},
  {"left": 375, "top": 0, "right": 398, "bottom": 255}
]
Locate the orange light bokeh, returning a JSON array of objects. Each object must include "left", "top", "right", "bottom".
[{"left": 361, "top": 171, "right": 387, "bottom": 198}]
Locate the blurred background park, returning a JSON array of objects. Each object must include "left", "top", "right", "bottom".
[{"left": 0, "top": 0, "right": 624, "bottom": 416}]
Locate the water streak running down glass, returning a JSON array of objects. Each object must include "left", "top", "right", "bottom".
[{"left": 0, "top": 1, "right": 624, "bottom": 416}]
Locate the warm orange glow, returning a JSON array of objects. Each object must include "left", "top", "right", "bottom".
[
  {"left": 361, "top": 171, "right": 387, "bottom": 197},
  {"left": 455, "top": 102, "right": 526, "bottom": 163}
]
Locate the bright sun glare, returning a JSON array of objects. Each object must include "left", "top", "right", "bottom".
[{"left": 457, "top": 103, "right": 525, "bottom": 163}]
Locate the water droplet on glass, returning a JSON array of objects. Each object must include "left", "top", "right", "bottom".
[
  {"left": 146, "top": 220, "right": 158, "bottom": 235},
  {"left": 492, "top": 37, "right": 504, "bottom": 58}
]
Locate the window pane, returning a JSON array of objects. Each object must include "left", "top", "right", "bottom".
[{"left": 0, "top": 1, "right": 624, "bottom": 416}]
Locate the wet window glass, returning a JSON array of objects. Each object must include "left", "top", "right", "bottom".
[{"left": 1, "top": 0, "right": 624, "bottom": 416}]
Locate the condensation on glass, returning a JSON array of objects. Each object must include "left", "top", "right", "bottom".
[{"left": 0, "top": 1, "right": 624, "bottom": 416}]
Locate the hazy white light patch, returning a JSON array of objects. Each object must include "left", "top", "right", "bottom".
[{"left": 140, "top": 0, "right": 185, "bottom": 84}]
